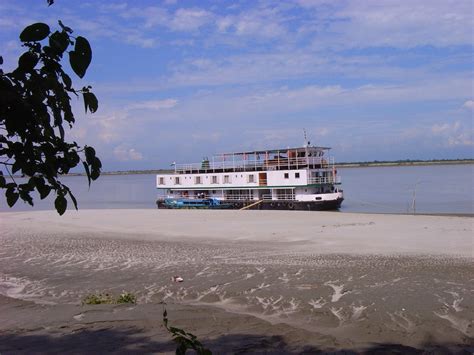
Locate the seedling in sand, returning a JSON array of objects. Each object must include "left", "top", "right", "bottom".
[{"left": 82, "top": 292, "right": 136, "bottom": 305}]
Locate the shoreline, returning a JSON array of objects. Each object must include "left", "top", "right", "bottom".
[
  {"left": 1, "top": 208, "right": 472, "bottom": 218},
  {"left": 1, "top": 209, "right": 472, "bottom": 256}
]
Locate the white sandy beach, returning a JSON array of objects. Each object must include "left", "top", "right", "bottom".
[
  {"left": 1, "top": 209, "right": 472, "bottom": 255},
  {"left": 0, "top": 210, "right": 473, "bottom": 353}
]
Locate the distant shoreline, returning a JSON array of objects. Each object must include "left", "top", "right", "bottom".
[
  {"left": 98, "top": 159, "right": 474, "bottom": 175},
  {"left": 336, "top": 159, "right": 474, "bottom": 169}
]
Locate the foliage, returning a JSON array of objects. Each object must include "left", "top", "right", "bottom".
[
  {"left": 116, "top": 291, "right": 137, "bottom": 304},
  {"left": 0, "top": 19, "right": 101, "bottom": 215},
  {"left": 163, "top": 308, "right": 212, "bottom": 355},
  {"left": 82, "top": 292, "right": 137, "bottom": 305},
  {"left": 82, "top": 293, "right": 114, "bottom": 305}
]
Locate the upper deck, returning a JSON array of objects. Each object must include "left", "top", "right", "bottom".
[{"left": 173, "top": 146, "right": 334, "bottom": 174}]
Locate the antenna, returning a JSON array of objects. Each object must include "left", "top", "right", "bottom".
[{"left": 303, "top": 129, "right": 310, "bottom": 147}]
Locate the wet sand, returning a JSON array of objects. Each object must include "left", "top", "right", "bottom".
[{"left": 0, "top": 210, "right": 473, "bottom": 353}]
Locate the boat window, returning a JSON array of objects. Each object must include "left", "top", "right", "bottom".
[
  {"left": 224, "top": 175, "right": 231, "bottom": 183},
  {"left": 195, "top": 176, "right": 202, "bottom": 184},
  {"left": 174, "top": 177, "right": 181, "bottom": 185},
  {"left": 248, "top": 174, "right": 255, "bottom": 183},
  {"left": 159, "top": 177, "right": 165, "bottom": 185},
  {"left": 284, "top": 173, "right": 289, "bottom": 179},
  {"left": 295, "top": 173, "right": 300, "bottom": 179},
  {"left": 211, "top": 176, "right": 218, "bottom": 184}
]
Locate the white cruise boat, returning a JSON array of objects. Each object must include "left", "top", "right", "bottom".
[{"left": 156, "top": 145, "right": 343, "bottom": 210}]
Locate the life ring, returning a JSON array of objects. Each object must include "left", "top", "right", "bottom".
[
  {"left": 270, "top": 202, "right": 275, "bottom": 207},
  {"left": 288, "top": 202, "right": 294, "bottom": 209}
]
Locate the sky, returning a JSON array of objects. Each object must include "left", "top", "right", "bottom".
[{"left": 1, "top": 0, "right": 473, "bottom": 171}]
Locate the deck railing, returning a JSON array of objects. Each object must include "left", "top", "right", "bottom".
[
  {"left": 174, "top": 156, "right": 334, "bottom": 174},
  {"left": 307, "top": 176, "right": 341, "bottom": 184},
  {"left": 223, "top": 195, "right": 255, "bottom": 201},
  {"left": 261, "top": 194, "right": 296, "bottom": 201}
]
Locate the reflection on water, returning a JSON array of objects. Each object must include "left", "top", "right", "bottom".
[{"left": 1, "top": 164, "right": 472, "bottom": 214}]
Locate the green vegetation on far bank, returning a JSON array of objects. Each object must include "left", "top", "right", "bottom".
[
  {"left": 336, "top": 158, "right": 474, "bottom": 168},
  {"left": 99, "top": 159, "right": 473, "bottom": 175}
]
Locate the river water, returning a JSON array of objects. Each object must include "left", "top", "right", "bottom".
[{"left": 1, "top": 164, "right": 472, "bottom": 214}]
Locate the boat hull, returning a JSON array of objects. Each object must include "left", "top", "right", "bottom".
[{"left": 157, "top": 198, "right": 343, "bottom": 211}]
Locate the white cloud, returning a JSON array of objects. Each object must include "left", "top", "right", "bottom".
[
  {"left": 91, "top": 111, "right": 128, "bottom": 143},
  {"left": 298, "top": 0, "right": 473, "bottom": 48},
  {"left": 127, "top": 99, "right": 178, "bottom": 111},
  {"left": 215, "top": 6, "right": 287, "bottom": 39},
  {"left": 170, "top": 8, "right": 213, "bottom": 31},
  {"left": 113, "top": 145, "right": 144, "bottom": 161},
  {"left": 462, "top": 100, "right": 474, "bottom": 110},
  {"left": 432, "top": 122, "right": 459, "bottom": 134},
  {"left": 431, "top": 121, "right": 473, "bottom": 147},
  {"left": 68, "top": 127, "right": 87, "bottom": 141}
]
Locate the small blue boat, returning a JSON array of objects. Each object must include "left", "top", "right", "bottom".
[{"left": 163, "top": 197, "right": 233, "bottom": 209}]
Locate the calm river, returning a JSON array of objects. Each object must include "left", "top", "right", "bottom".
[{"left": 1, "top": 164, "right": 472, "bottom": 214}]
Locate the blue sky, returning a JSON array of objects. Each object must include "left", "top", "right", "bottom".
[{"left": 1, "top": 0, "right": 473, "bottom": 170}]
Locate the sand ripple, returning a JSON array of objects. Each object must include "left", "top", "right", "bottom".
[{"left": 0, "top": 230, "right": 473, "bottom": 344}]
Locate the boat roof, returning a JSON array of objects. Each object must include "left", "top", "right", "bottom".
[{"left": 218, "top": 146, "right": 331, "bottom": 156}]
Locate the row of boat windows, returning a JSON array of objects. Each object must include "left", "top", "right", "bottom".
[
  {"left": 159, "top": 174, "right": 255, "bottom": 185},
  {"left": 158, "top": 172, "right": 303, "bottom": 185}
]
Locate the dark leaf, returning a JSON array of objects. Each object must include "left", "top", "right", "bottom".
[
  {"left": 6, "top": 188, "right": 19, "bottom": 207},
  {"left": 20, "top": 23, "right": 50, "bottom": 42},
  {"left": 85, "top": 146, "right": 96, "bottom": 164},
  {"left": 18, "top": 51, "right": 39, "bottom": 71},
  {"left": 22, "top": 163, "right": 36, "bottom": 177},
  {"left": 83, "top": 92, "right": 98, "bottom": 113},
  {"left": 58, "top": 20, "right": 73, "bottom": 34},
  {"left": 90, "top": 167, "right": 100, "bottom": 181},
  {"left": 0, "top": 56, "right": 3, "bottom": 65},
  {"left": 83, "top": 161, "right": 91, "bottom": 186},
  {"left": 47, "top": 0, "right": 54, "bottom": 6},
  {"left": 61, "top": 71, "right": 72, "bottom": 89},
  {"left": 176, "top": 344, "right": 187, "bottom": 355},
  {"left": 19, "top": 188, "right": 34, "bottom": 206},
  {"left": 12, "top": 161, "right": 21, "bottom": 174},
  {"left": 0, "top": 175, "right": 5, "bottom": 188},
  {"left": 69, "top": 36, "right": 91, "bottom": 78},
  {"left": 54, "top": 194, "right": 67, "bottom": 215},
  {"left": 58, "top": 124, "right": 65, "bottom": 140},
  {"left": 66, "top": 152, "right": 80, "bottom": 167},
  {"left": 49, "top": 31, "right": 69, "bottom": 55},
  {"left": 67, "top": 189, "right": 78, "bottom": 210},
  {"left": 92, "top": 156, "right": 102, "bottom": 170},
  {"left": 36, "top": 182, "right": 51, "bottom": 200}
]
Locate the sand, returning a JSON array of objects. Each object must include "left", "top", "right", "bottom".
[{"left": 0, "top": 210, "right": 473, "bottom": 353}]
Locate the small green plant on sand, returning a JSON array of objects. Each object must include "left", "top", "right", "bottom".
[
  {"left": 82, "top": 292, "right": 136, "bottom": 305},
  {"left": 116, "top": 292, "right": 136, "bottom": 304},
  {"left": 82, "top": 293, "right": 114, "bottom": 305},
  {"left": 163, "top": 308, "right": 211, "bottom": 355}
]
